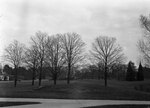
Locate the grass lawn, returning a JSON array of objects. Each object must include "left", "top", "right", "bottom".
[{"left": 0, "top": 79, "right": 150, "bottom": 100}]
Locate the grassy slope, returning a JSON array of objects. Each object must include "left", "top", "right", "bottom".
[{"left": 0, "top": 79, "right": 150, "bottom": 100}]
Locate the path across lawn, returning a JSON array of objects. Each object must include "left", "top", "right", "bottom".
[{"left": 0, "top": 98, "right": 150, "bottom": 108}]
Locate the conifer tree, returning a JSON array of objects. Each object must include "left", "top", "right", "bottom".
[
  {"left": 126, "top": 61, "right": 136, "bottom": 81},
  {"left": 137, "top": 62, "right": 144, "bottom": 81}
]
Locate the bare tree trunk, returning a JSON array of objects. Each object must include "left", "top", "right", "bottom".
[
  {"left": 104, "top": 63, "right": 107, "bottom": 87},
  {"left": 104, "top": 67, "right": 107, "bottom": 87},
  {"left": 32, "top": 68, "right": 35, "bottom": 86},
  {"left": 53, "top": 67, "right": 58, "bottom": 85},
  {"left": 39, "top": 61, "right": 42, "bottom": 86},
  {"left": 32, "top": 77, "right": 35, "bottom": 86},
  {"left": 98, "top": 70, "right": 101, "bottom": 80},
  {"left": 39, "top": 70, "right": 42, "bottom": 86},
  {"left": 98, "top": 64, "right": 101, "bottom": 80},
  {"left": 14, "top": 66, "right": 17, "bottom": 87},
  {"left": 67, "top": 63, "right": 71, "bottom": 84},
  {"left": 53, "top": 75, "right": 57, "bottom": 85},
  {"left": 54, "top": 78, "right": 56, "bottom": 85}
]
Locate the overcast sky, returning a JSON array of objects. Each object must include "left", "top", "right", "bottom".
[{"left": 0, "top": 0, "right": 150, "bottom": 65}]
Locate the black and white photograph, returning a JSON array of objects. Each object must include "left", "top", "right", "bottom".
[{"left": 0, "top": 0, "right": 150, "bottom": 107}]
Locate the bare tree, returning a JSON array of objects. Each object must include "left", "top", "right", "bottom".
[
  {"left": 4, "top": 40, "right": 25, "bottom": 87},
  {"left": 24, "top": 46, "right": 39, "bottom": 85},
  {"left": 45, "top": 34, "right": 66, "bottom": 85},
  {"left": 30, "top": 31, "right": 47, "bottom": 86},
  {"left": 60, "top": 33, "right": 85, "bottom": 84},
  {"left": 138, "top": 15, "right": 150, "bottom": 67},
  {"left": 91, "top": 36, "right": 125, "bottom": 87},
  {"left": 140, "top": 15, "right": 150, "bottom": 33}
]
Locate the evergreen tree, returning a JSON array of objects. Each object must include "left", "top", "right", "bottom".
[
  {"left": 137, "top": 62, "right": 144, "bottom": 81},
  {"left": 126, "top": 61, "right": 136, "bottom": 81},
  {"left": 3, "top": 64, "right": 13, "bottom": 75}
]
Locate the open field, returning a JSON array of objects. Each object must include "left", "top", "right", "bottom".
[{"left": 0, "top": 79, "right": 150, "bottom": 100}]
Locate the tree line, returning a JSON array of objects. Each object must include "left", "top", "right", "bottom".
[
  {"left": 2, "top": 60, "right": 146, "bottom": 81},
  {"left": 3, "top": 14, "right": 150, "bottom": 87},
  {"left": 3, "top": 31, "right": 126, "bottom": 87}
]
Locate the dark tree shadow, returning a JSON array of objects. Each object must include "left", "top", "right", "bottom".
[{"left": 0, "top": 101, "right": 41, "bottom": 107}]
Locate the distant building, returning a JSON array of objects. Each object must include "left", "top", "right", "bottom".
[{"left": 0, "top": 73, "right": 9, "bottom": 81}]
